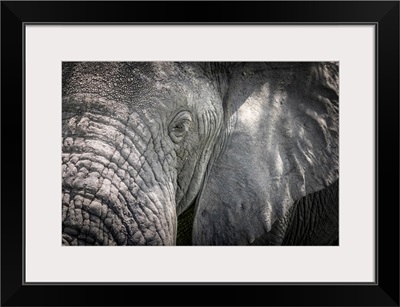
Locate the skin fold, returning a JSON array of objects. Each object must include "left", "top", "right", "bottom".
[{"left": 62, "top": 62, "right": 339, "bottom": 246}]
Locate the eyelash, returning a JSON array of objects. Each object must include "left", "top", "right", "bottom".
[{"left": 173, "top": 121, "right": 190, "bottom": 132}]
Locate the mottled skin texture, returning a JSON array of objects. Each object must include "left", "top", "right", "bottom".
[
  {"left": 62, "top": 62, "right": 339, "bottom": 246},
  {"left": 177, "top": 180, "right": 338, "bottom": 246}
]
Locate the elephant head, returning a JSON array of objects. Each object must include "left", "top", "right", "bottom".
[{"left": 62, "top": 62, "right": 338, "bottom": 246}]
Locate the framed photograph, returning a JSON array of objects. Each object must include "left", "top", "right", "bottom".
[{"left": 1, "top": 1, "right": 399, "bottom": 306}]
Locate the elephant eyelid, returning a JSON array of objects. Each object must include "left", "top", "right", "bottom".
[
  {"left": 173, "top": 120, "right": 191, "bottom": 131},
  {"left": 169, "top": 111, "right": 192, "bottom": 143}
]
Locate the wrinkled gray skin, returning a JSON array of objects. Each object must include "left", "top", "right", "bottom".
[{"left": 62, "top": 62, "right": 339, "bottom": 246}]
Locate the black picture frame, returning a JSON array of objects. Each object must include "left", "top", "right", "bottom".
[{"left": 1, "top": 1, "right": 399, "bottom": 306}]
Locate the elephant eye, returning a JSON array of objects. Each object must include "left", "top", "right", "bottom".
[{"left": 169, "top": 111, "right": 192, "bottom": 143}]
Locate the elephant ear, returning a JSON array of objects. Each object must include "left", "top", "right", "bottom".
[{"left": 193, "top": 62, "right": 339, "bottom": 245}]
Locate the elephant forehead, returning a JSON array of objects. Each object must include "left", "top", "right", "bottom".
[
  {"left": 62, "top": 62, "right": 217, "bottom": 113},
  {"left": 63, "top": 62, "right": 172, "bottom": 102}
]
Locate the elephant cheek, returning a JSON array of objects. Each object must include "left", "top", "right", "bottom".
[{"left": 61, "top": 132, "right": 177, "bottom": 245}]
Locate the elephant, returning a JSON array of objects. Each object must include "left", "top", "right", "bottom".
[{"left": 62, "top": 61, "right": 339, "bottom": 246}]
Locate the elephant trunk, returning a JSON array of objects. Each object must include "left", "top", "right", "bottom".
[{"left": 62, "top": 96, "right": 177, "bottom": 245}]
